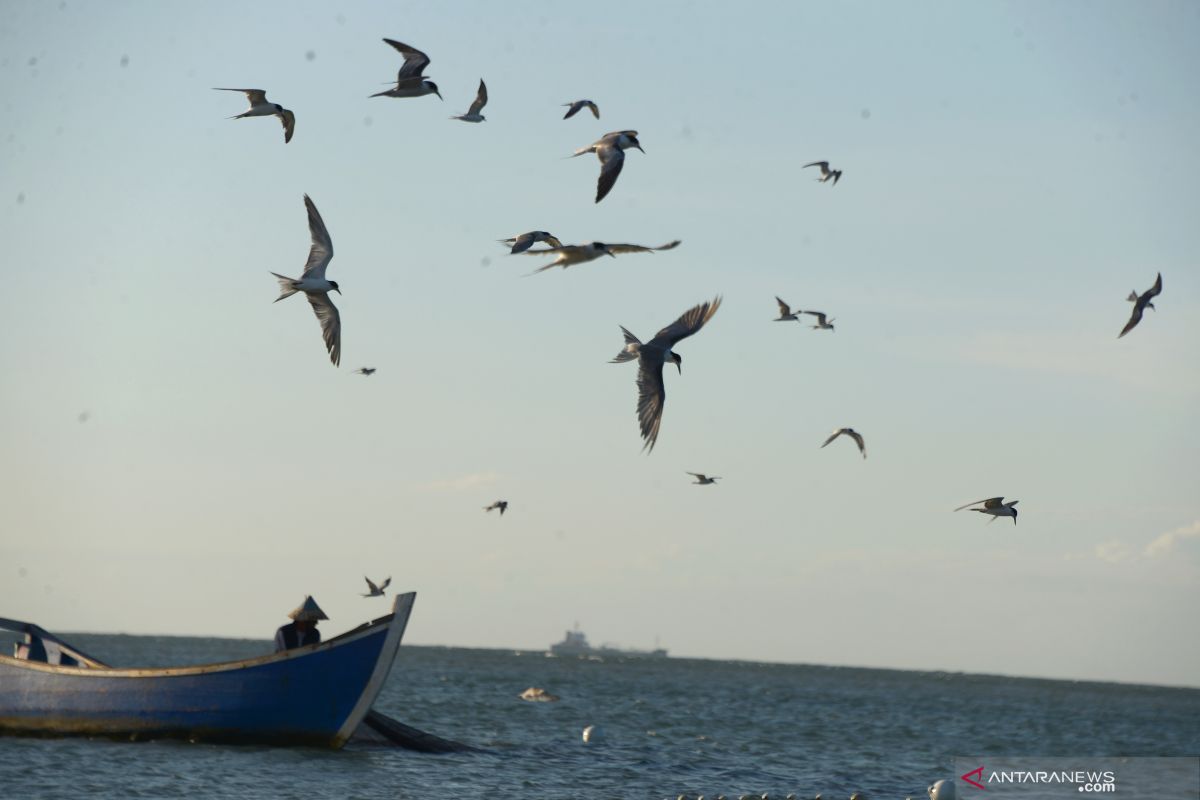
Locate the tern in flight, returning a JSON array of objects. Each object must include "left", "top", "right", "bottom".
[
  {"left": 361, "top": 576, "right": 391, "bottom": 597},
  {"left": 803, "top": 310, "right": 835, "bottom": 330},
  {"left": 370, "top": 39, "right": 442, "bottom": 99},
  {"left": 519, "top": 240, "right": 680, "bottom": 275},
  {"left": 451, "top": 79, "right": 488, "bottom": 122},
  {"left": 572, "top": 130, "right": 645, "bottom": 203},
  {"left": 954, "top": 497, "right": 1019, "bottom": 525},
  {"left": 821, "top": 428, "right": 867, "bottom": 459},
  {"left": 354, "top": 367, "right": 376, "bottom": 375},
  {"left": 687, "top": 472, "right": 721, "bottom": 485},
  {"left": 213, "top": 88, "right": 295, "bottom": 143},
  {"left": 270, "top": 195, "right": 342, "bottom": 366},
  {"left": 484, "top": 500, "right": 509, "bottom": 515},
  {"left": 611, "top": 296, "right": 722, "bottom": 452},
  {"left": 775, "top": 297, "right": 803, "bottom": 322},
  {"left": 1118, "top": 272, "right": 1163, "bottom": 338},
  {"left": 500, "top": 231, "right": 563, "bottom": 254},
  {"left": 803, "top": 160, "right": 842, "bottom": 185},
  {"left": 563, "top": 99, "right": 600, "bottom": 120}
]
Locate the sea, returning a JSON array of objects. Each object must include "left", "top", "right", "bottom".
[{"left": 2, "top": 634, "right": 1198, "bottom": 800}]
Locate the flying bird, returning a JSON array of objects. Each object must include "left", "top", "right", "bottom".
[
  {"left": 213, "top": 88, "right": 295, "bottom": 143},
  {"left": 270, "top": 195, "right": 341, "bottom": 366},
  {"left": 611, "top": 296, "right": 722, "bottom": 452},
  {"left": 821, "top": 427, "right": 866, "bottom": 459},
  {"left": 519, "top": 240, "right": 680, "bottom": 275},
  {"left": 370, "top": 39, "right": 441, "bottom": 99},
  {"left": 500, "top": 231, "right": 563, "bottom": 254},
  {"left": 687, "top": 472, "right": 720, "bottom": 485},
  {"left": 451, "top": 79, "right": 488, "bottom": 122},
  {"left": 775, "top": 297, "right": 803, "bottom": 322},
  {"left": 954, "top": 497, "right": 1019, "bottom": 525},
  {"left": 803, "top": 160, "right": 842, "bottom": 185},
  {"left": 563, "top": 99, "right": 600, "bottom": 120},
  {"left": 354, "top": 367, "right": 376, "bottom": 375},
  {"left": 803, "top": 310, "right": 835, "bottom": 330},
  {"left": 484, "top": 500, "right": 508, "bottom": 515},
  {"left": 361, "top": 576, "right": 391, "bottom": 597},
  {"left": 1118, "top": 272, "right": 1163, "bottom": 338},
  {"left": 572, "top": 130, "right": 645, "bottom": 203}
]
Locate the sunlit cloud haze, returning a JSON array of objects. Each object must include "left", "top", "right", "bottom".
[{"left": 1, "top": 0, "right": 1197, "bottom": 688}]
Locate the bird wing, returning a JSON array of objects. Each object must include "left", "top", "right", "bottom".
[
  {"left": 516, "top": 245, "right": 569, "bottom": 256},
  {"left": 300, "top": 195, "right": 334, "bottom": 279},
  {"left": 848, "top": 429, "right": 867, "bottom": 458},
  {"left": 215, "top": 88, "right": 267, "bottom": 105},
  {"left": 544, "top": 235, "right": 564, "bottom": 249},
  {"left": 803, "top": 310, "right": 828, "bottom": 325},
  {"left": 686, "top": 472, "right": 705, "bottom": 479},
  {"left": 383, "top": 39, "right": 431, "bottom": 81},
  {"left": 563, "top": 100, "right": 583, "bottom": 119},
  {"left": 635, "top": 358, "right": 667, "bottom": 452},
  {"left": 586, "top": 101, "right": 600, "bottom": 119},
  {"left": 776, "top": 296, "right": 793, "bottom": 316},
  {"left": 467, "top": 79, "right": 487, "bottom": 115},
  {"left": 594, "top": 144, "right": 626, "bottom": 203},
  {"left": 832, "top": 170, "right": 842, "bottom": 185},
  {"left": 803, "top": 161, "right": 829, "bottom": 170},
  {"left": 1118, "top": 305, "right": 1144, "bottom": 338},
  {"left": 650, "top": 295, "right": 723, "bottom": 346},
  {"left": 509, "top": 233, "right": 535, "bottom": 254},
  {"left": 278, "top": 109, "right": 295, "bottom": 143},
  {"left": 1146, "top": 272, "right": 1163, "bottom": 299},
  {"left": 307, "top": 292, "right": 341, "bottom": 366},
  {"left": 820, "top": 429, "right": 843, "bottom": 448},
  {"left": 364, "top": 576, "right": 379, "bottom": 593},
  {"left": 954, "top": 497, "right": 1003, "bottom": 511},
  {"left": 605, "top": 240, "right": 681, "bottom": 255},
  {"left": 380, "top": 577, "right": 391, "bottom": 591},
  {"left": 601, "top": 129, "right": 638, "bottom": 142}
]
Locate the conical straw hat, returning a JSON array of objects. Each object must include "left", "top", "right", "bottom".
[{"left": 288, "top": 595, "right": 329, "bottom": 621}]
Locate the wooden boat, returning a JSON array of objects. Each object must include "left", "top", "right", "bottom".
[{"left": 0, "top": 592, "right": 415, "bottom": 748}]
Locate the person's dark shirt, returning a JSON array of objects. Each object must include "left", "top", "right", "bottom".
[{"left": 274, "top": 622, "right": 320, "bottom": 653}]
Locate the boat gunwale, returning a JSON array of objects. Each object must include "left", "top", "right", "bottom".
[{"left": 0, "top": 604, "right": 403, "bottom": 679}]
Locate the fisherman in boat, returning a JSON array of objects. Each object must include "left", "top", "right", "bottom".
[{"left": 274, "top": 596, "right": 328, "bottom": 652}]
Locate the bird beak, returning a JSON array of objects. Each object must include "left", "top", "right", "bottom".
[
  {"left": 635, "top": 144, "right": 646, "bottom": 154},
  {"left": 675, "top": 362, "right": 682, "bottom": 375},
  {"left": 334, "top": 287, "right": 343, "bottom": 295},
  {"left": 605, "top": 250, "right": 616, "bottom": 258},
  {"left": 435, "top": 90, "right": 443, "bottom": 100}
]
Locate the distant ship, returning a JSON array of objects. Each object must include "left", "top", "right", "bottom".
[{"left": 548, "top": 628, "right": 668, "bottom": 659}]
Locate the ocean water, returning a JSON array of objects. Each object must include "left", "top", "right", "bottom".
[{"left": 2, "top": 634, "right": 1197, "bottom": 799}]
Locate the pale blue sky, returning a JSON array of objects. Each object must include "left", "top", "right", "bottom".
[{"left": 1, "top": 1, "right": 1197, "bottom": 687}]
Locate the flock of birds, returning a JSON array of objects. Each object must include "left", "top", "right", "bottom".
[{"left": 214, "top": 37, "right": 1169, "bottom": 537}]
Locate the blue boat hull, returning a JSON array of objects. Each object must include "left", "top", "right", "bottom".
[{"left": 0, "top": 593, "right": 414, "bottom": 748}]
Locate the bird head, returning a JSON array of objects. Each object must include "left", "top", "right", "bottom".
[
  {"left": 671, "top": 352, "right": 683, "bottom": 374},
  {"left": 426, "top": 81, "right": 442, "bottom": 99},
  {"left": 628, "top": 135, "right": 645, "bottom": 153},
  {"left": 329, "top": 281, "right": 342, "bottom": 294},
  {"left": 1148, "top": 301, "right": 1156, "bottom": 312},
  {"left": 593, "top": 242, "right": 617, "bottom": 258},
  {"left": 1011, "top": 507, "right": 1018, "bottom": 524},
  {"left": 274, "top": 103, "right": 283, "bottom": 113}
]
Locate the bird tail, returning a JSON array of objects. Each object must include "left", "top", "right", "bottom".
[
  {"left": 270, "top": 272, "right": 300, "bottom": 302},
  {"left": 610, "top": 326, "right": 641, "bottom": 363},
  {"left": 1126, "top": 291, "right": 1139, "bottom": 302}
]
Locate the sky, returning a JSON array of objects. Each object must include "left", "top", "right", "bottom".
[{"left": 1, "top": 0, "right": 1197, "bottom": 688}]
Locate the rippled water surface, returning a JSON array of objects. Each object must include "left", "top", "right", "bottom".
[{"left": 3, "top": 634, "right": 1198, "bottom": 799}]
